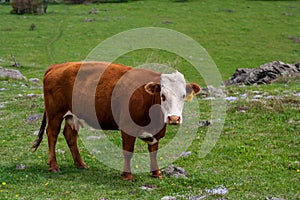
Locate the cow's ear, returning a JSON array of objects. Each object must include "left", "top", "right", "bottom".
[
  {"left": 186, "top": 83, "right": 201, "bottom": 102},
  {"left": 144, "top": 82, "right": 161, "bottom": 95}
]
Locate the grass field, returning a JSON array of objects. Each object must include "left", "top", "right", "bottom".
[{"left": 0, "top": 0, "right": 300, "bottom": 199}]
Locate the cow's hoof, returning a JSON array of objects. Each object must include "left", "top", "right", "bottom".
[
  {"left": 76, "top": 162, "right": 89, "bottom": 169},
  {"left": 49, "top": 167, "right": 60, "bottom": 172},
  {"left": 122, "top": 172, "right": 135, "bottom": 181},
  {"left": 78, "top": 165, "right": 89, "bottom": 169},
  {"left": 152, "top": 170, "right": 163, "bottom": 179}
]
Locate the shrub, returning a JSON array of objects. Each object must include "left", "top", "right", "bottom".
[{"left": 10, "top": 0, "right": 48, "bottom": 14}]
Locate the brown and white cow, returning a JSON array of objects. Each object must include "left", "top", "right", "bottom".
[{"left": 32, "top": 62, "right": 200, "bottom": 181}]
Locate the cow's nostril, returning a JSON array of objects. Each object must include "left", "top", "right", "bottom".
[{"left": 168, "top": 115, "right": 181, "bottom": 124}]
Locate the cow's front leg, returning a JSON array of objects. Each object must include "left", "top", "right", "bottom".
[
  {"left": 121, "top": 131, "right": 136, "bottom": 181},
  {"left": 148, "top": 142, "right": 162, "bottom": 178}
]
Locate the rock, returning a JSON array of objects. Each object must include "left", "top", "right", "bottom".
[
  {"left": 287, "top": 36, "right": 300, "bottom": 43},
  {"left": 86, "top": 135, "right": 103, "bottom": 140},
  {"left": 26, "top": 114, "right": 41, "bottom": 122},
  {"left": 82, "top": 18, "right": 97, "bottom": 22},
  {"left": 225, "top": 61, "right": 300, "bottom": 85},
  {"left": 0, "top": 67, "right": 27, "bottom": 80},
  {"left": 56, "top": 149, "right": 66, "bottom": 154},
  {"left": 188, "top": 195, "right": 209, "bottom": 200},
  {"left": 179, "top": 151, "right": 192, "bottom": 157},
  {"left": 161, "top": 196, "right": 177, "bottom": 200},
  {"left": 294, "top": 92, "right": 300, "bottom": 97},
  {"left": 224, "top": 96, "right": 238, "bottom": 101},
  {"left": 265, "top": 197, "right": 286, "bottom": 200},
  {"left": 205, "top": 185, "right": 228, "bottom": 195},
  {"left": 140, "top": 184, "right": 158, "bottom": 190},
  {"left": 162, "top": 164, "right": 188, "bottom": 179},
  {"left": 252, "top": 95, "right": 263, "bottom": 99},
  {"left": 200, "top": 85, "right": 226, "bottom": 98},
  {"left": 161, "top": 20, "right": 173, "bottom": 24},
  {"left": 29, "top": 78, "right": 40, "bottom": 84},
  {"left": 15, "top": 164, "right": 26, "bottom": 170},
  {"left": 33, "top": 130, "right": 39, "bottom": 135},
  {"left": 26, "top": 93, "right": 41, "bottom": 98},
  {"left": 199, "top": 120, "right": 211, "bottom": 127},
  {"left": 89, "top": 8, "right": 98, "bottom": 14}
]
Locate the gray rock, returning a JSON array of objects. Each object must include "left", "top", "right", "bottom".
[
  {"left": 0, "top": 67, "right": 27, "bottom": 80},
  {"left": 26, "top": 93, "right": 41, "bottom": 98},
  {"left": 225, "top": 61, "right": 300, "bottom": 85},
  {"left": 200, "top": 85, "right": 226, "bottom": 98},
  {"left": 180, "top": 151, "right": 192, "bottom": 157},
  {"left": 86, "top": 135, "right": 103, "bottom": 140},
  {"left": 29, "top": 78, "right": 40, "bottom": 84},
  {"left": 161, "top": 196, "right": 177, "bottom": 200},
  {"left": 26, "top": 114, "right": 41, "bottom": 122},
  {"left": 265, "top": 197, "right": 286, "bottom": 200},
  {"left": 199, "top": 120, "right": 212, "bottom": 127},
  {"left": 205, "top": 185, "right": 228, "bottom": 195},
  {"left": 15, "top": 164, "right": 26, "bottom": 170},
  {"left": 162, "top": 164, "right": 188, "bottom": 179},
  {"left": 224, "top": 96, "right": 238, "bottom": 101},
  {"left": 89, "top": 8, "right": 98, "bottom": 14},
  {"left": 140, "top": 184, "right": 158, "bottom": 190}
]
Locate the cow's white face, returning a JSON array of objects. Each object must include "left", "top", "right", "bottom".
[
  {"left": 144, "top": 71, "right": 201, "bottom": 125},
  {"left": 160, "top": 71, "right": 186, "bottom": 124}
]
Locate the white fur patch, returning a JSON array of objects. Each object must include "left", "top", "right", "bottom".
[{"left": 160, "top": 71, "right": 186, "bottom": 123}]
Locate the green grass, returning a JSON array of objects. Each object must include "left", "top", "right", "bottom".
[
  {"left": 0, "top": 0, "right": 300, "bottom": 79},
  {"left": 0, "top": 0, "right": 300, "bottom": 199}
]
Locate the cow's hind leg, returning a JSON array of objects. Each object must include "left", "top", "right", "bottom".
[
  {"left": 148, "top": 142, "right": 163, "bottom": 178},
  {"left": 46, "top": 118, "right": 63, "bottom": 172},
  {"left": 121, "top": 131, "right": 136, "bottom": 181},
  {"left": 63, "top": 123, "right": 87, "bottom": 169}
]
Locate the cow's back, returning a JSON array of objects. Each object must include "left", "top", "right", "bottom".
[{"left": 43, "top": 62, "right": 162, "bottom": 131}]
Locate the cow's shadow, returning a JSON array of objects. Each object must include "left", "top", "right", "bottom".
[{"left": 3, "top": 162, "right": 147, "bottom": 189}]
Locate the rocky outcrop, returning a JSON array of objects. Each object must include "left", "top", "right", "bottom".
[
  {"left": 0, "top": 67, "right": 27, "bottom": 80},
  {"left": 225, "top": 61, "right": 300, "bottom": 85}
]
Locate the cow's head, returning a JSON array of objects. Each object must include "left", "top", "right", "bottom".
[{"left": 145, "top": 71, "right": 201, "bottom": 125}]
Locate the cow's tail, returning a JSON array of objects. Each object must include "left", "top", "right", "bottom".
[{"left": 31, "top": 112, "right": 47, "bottom": 152}]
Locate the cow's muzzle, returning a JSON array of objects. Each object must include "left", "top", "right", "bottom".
[{"left": 167, "top": 115, "right": 181, "bottom": 125}]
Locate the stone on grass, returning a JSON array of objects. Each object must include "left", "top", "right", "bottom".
[
  {"left": 205, "top": 185, "right": 228, "bottom": 195},
  {"left": 15, "top": 164, "right": 26, "bottom": 170},
  {"left": 199, "top": 120, "right": 212, "bottom": 127},
  {"left": 140, "top": 184, "right": 158, "bottom": 190},
  {"left": 200, "top": 85, "right": 226, "bottom": 98},
  {"left": 265, "top": 197, "right": 286, "bottom": 200},
  {"left": 26, "top": 114, "right": 41, "bottom": 122},
  {"left": 225, "top": 61, "right": 300, "bottom": 85},
  {"left": 179, "top": 151, "right": 192, "bottom": 157},
  {"left": 0, "top": 67, "right": 27, "bottom": 80},
  {"left": 29, "top": 78, "right": 40, "bottom": 84},
  {"left": 161, "top": 196, "right": 177, "bottom": 200},
  {"left": 162, "top": 164, "right": 188, "bottom": 179}
]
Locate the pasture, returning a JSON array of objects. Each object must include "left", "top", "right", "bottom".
[{"left": 0, "top": 0, "right": 299, "bottom": 199}]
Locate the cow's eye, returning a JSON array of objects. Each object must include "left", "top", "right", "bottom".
[
  {"left": 182, "top": 94, "right": 186, "bottom": 99},
  {"left": 161, "top": 94, "right": 166, "bottom": 101}
]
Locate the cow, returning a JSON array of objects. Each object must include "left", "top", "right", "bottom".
[{"left": 32, "top": 61, "right": 200, "bottom": 181}]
